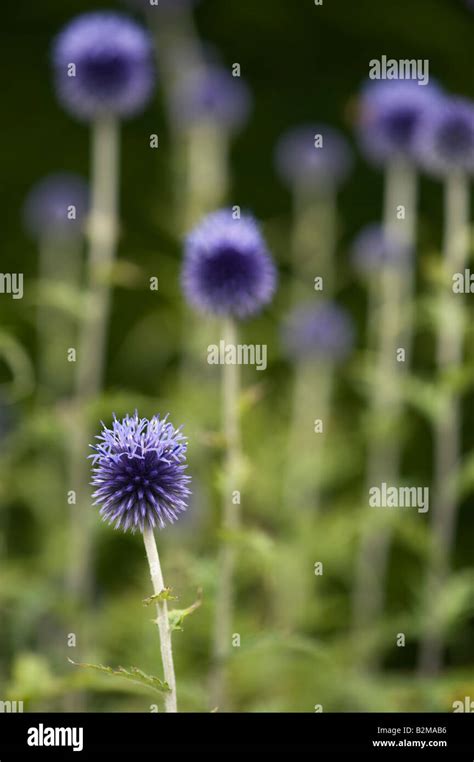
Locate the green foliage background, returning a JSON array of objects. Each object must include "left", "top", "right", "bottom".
[{"left": 0, "top": 0, "right": 473, "bottom": 712}]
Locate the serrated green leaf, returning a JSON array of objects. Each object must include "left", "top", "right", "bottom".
[
  {"left": 68, "top": 659, "right": 170, "bottom": 694},
  {"left": 168, "top": 590, "right": 202, "bottom": 632},
  {"left": 143, "top": 587, "right": 177, "bottom": 605}
]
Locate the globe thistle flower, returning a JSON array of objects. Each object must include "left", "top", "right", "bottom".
[
  {"left": 275, "top": 124, "right": 353, "bottom": 192},
  {"left": 182, "top": 209, "right": 277, "bottom": 319},
  {"left": 171, "top": 64, "right": 252, "bottom": 133},
  {"left": 350, "top": 223, "right": 412, "bottom": 274},
  {"left": 282, "top": 302, "right": 355, "bottom": 363},
  {"left": 356, "top": 80, "right": 441, "bottom": 165},
  {"left": 414, "top": 95, "right": 474, "bottom": 176},
  {"left": 90, "top": 413, "right": 191, "bottom": 533},
  {"left": 52, "top": 12, "right": 156, "bottom": 121},
  {"left": 23, "top": 173, "right": 89, "bottom": 240}
]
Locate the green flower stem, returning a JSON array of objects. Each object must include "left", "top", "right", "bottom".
[
  {"left": 352, "top": 159, "right": 418, "bottom": 647},
  {"left": 68, "top": 116, "right": 120, "bottom": 600},
  {"left": 143, "top": 525, "right": 178, "bottom": 713},
  {"left": 284, "top": 189, "right": 337, "bottom": 514},
  {"left": 211, "top": 316, "right": 241, "bottom": 710},
  {"left": 419, "top": 170, "right": 470, "bottom": 675},
  {"left": 37, "top": 234, "right": 82, "bottom": 402},
  {"left": 290, "top": 188, "right": 336, "bottom": 302}
]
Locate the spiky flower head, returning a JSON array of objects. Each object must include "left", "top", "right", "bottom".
[
  {"left": 182, "top": 209, "right": 277, "bottom": 319},
  {"left": 415, "top": 95, "right": 474, "bottom": 176},
  {"left": 275, "top": 124, "right": 353, "bottom": 192},
  {"left": 350, "top": 223, "right": 412, "bottom": 275},
  {"left": 282, "top": 302, "right": 355, "bottom": 363},
  {"left": 90, "top": 413, "right": 191, "bottom": 533},
  {"left": 23, "top": 173, "right": 89, "bottom": 240},
  {"left": 356, "top": 80, "right": 441, "bottom": 165},
  {"left": 171, "top": 64, "right": 252, "bottom": 133},
  {"left": 52, "top": 12, "right": 156, "bottom": 121}
]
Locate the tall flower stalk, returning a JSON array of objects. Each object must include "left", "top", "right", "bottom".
[
  {"left": 275, "top": 124, "right": 352, "bottom": 510},
  {"left": 90, "top": 413, "right": 191, "bottom": 712},
  {"left": 182, "top": 209, "right": 277, "bottom": 709},
  {"left": 352, "top": 158, "right": 418, "bottom": 637},
  {"left": 51, "top": 11, "right": 156, "bottom": 601},
  {"left": 350, "top": 81, "right": 439, "bottom": 647},
  {"left": 416, "top": 96, "right": 474, "bottom": 674},
  {"left": 23, "top": 173, "right": 89, "bottom": 402},
  {"left": 212, "top": 316, "right": 241, "bottom": 707},
  {"left": 175, "top": 65, "right": 252, "bottom": 395}
]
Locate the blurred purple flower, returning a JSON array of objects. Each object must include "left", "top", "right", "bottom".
[
  {"left": 91, "top": 412, "right": 191, "bottom": 533},
  {"left": 275, "top": 124, "right": 353, "bottom": 192},
  {"left": 182, "top": 209, "right": 277, "bottom": 319},
  {"left": 350, "top": 223, "right": 412, "bottom": 274},
  {"left": 23, "top": 173, "right": 89, "bottom": 240},
  {"left": 282, "top": 302, "right": 355, "bottom": 363},
  {"left": 415, "top": 95, "right": 474, "bottom": 176},
  {"left": 52, "top": 12, "right": 156, "bottom": 121},
  {"left": 172, "top": 64, "right": 252, "bottom": 132},
  {"left": 356, "top": 80, "right": 441, "bottom": 165}
]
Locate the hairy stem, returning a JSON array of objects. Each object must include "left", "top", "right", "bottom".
[
  {"left": 352, "top": 159, "right": 418, "bottom": 648},
  {"left": 418, "top": 171, "right": 469, "bottom": 675},
  {"left": 68, "top": 117, "right": 120, "bottom": 600},
  {"left": 211, "top": 316, "right": 241, "bottom": 710},
  {"left": 143, "top": 525, "right": 178, "bottom": 713}
]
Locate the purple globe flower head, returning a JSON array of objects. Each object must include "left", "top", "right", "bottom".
[
  {"left": 52, "top": 12, "right": 156, "bottom": 121},
  {"left": 350, "top": 223, "right": 412, "bottom": 275},
  {"left": 356, "top": 79, "right": 442, "bottom": 165},
  {"left": 90, "top": 412, "right": 191, "bottom": 533},
  {"left": 182, "top": 209, "right": 277, "bottom": 319},
  {"left": 415, "top": 95, "right": 474, "bottom": 176},
  {"left": 275, "top": 124, "right": 353, "bottom": 192},
  {"left": 23, "top": 173, "right": 89, "bottom": 240},
  {"left": 282, "top": 302, "right": 355, "bottom": 364},
  {"left": 172, "top": 64, "right": 252, "bottom": 133}
]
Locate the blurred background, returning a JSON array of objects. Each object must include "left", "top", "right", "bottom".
[{"left": 1, "top": 0, "right": 474, "bottom": 712}]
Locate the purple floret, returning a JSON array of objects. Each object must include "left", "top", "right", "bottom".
[
  {"left": 172, "top": 64, "right": 251, "bottom": 132},
  {"left": 282, "top": 302, "right": 355, "bottom": 363},
  {"left": 23, "top": 173, "right": 89, "bottom": 240},
  {"left": 356, "top": 80, "right": 442, "bottom": 165},
  {"left": 275, "top": 124, "right": 353, "bottom": 191},
  {"left": 350, "top": 223, "right": 412, "bottom": 274},
  {"left": 52, "top": 12, "right": 156, "bottom": 121},
  {"left": 182, "top": 209, "right": 277, "bottom": 319},
  {"left": 90, "top": 413, "right": 191, "bottom": 533},
  {"left": 415, "top": 95, "right": 474, "bottom": 176}
]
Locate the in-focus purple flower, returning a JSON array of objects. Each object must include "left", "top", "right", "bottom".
[
  {"left": 282, "top": 302, "right": 355, "bottom": 363},
  {"left": 23, "top": 173, "right": 89, "bottom": 240},
  {"left": 356, "top": 80, "right": 442, "bottom": 165},
  {"left": 52, "top": 12, "right": 156, "bottom": 121},
  {"left": 172, "top": 64, "right": 252, "bottom": 133},
  {"left": 350, "top": 223, "right": 412, "bottom": 274},
  {"left": 414, "top": 95, "right": 474, "bottom": 176},
  {"left": 90, "top": 413, "right": 191, "bottom": 533},
  {"left": 182, "top": 209, "right": 277, "bottom": 319},
  {"left": 275, "top": 124, "right": 353, "bottom": 192}
]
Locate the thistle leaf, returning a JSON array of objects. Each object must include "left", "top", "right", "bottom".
[
  {"left": 168, "top": 590, "right": 202, "bottom": 632},
  {"left": 67, "top": 659, "right": 170, "bottom": 694},
  {"left": 143, "top": 587, "right": 177, "bottom": 605}
]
